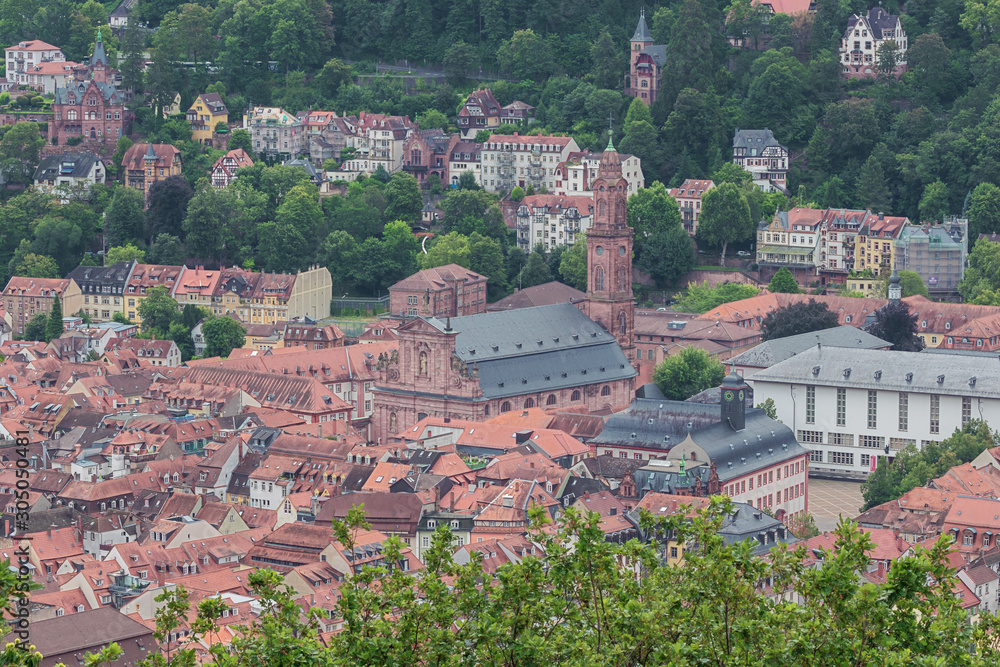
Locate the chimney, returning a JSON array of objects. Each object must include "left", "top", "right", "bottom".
[
  {"left": 433, "top": 486, "right": 440, "bottom": 512},
  {"left": 47, "top": 524, "right": 53, "bottom": 539},
  {"left": 501, "top": 494, "right": 514, "bottom": 508}
]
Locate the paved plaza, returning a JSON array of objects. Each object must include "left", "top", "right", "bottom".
[{"left": 808, "top": 478, "right": 865, "bottom": 532}]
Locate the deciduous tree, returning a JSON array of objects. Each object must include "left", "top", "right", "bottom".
[
  {"left": 696, "top": 182, "right": 753, "bottom": 264},
  {"left": 761, "top": 299, "right": 839, "bottom": 340},
  {"left": 768, "top": 267, "right": 799, "bottom": 293},
  {"left": 202, "top": 316, "right": 246, "bottom": 358},
  {"left": 865, "top": 301, "right": 925, "bottom": 351},
  {"left": 652, "top": 346, "right": 725, "bottom": 400}
]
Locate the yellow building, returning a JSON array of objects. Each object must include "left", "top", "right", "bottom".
[
  {"left": 124, "top": 265, "right": 186, "bottom": 324},
  {"left": 851, "top": 215, "right": 908, "bottom": 276},
  {"left": 211, "top": 265, "right": 332, "bottom": 325},
  {"left": 186, "top": 93, "right": 228, "bottom": 145}
]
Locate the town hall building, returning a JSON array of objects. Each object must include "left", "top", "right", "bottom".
[{"left": 371, "top": 131, "right": 639, "bottom": 442}]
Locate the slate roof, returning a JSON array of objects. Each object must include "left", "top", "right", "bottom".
[
  {"left": 33, "top": 153, "right": 101, "bottom": 182},
  {"left": 631, "top": 11, "right": 652, "bottom": 42},
  {"left": 53, "top": 79, "right": 122, "bottom": 105},
  {"left": 727, "top": 325, "right": 890, "bottom": 370},
  {"left": 733, "top": 128, "right": 785, "bottom": 150},
  {"left": 487, "top": 281, "right": 586, "bottom": 312},
  {"left": 639, "top": 45, "right": 667, "bottom": 66},
  {"left": 717, "top": 503, "right": 796, "bottom": 555},
  {"left": 68, "top": 261, "right": 136, "bottom": 297},
  {"left": 420, "top": 303, "right": 635, "bottom": 399},
  {"left": 753, "top": 346, "right": 1000, "bottom": 399},
  {"left": 591, "top": 398, "right": 718, "bottom": 449}
]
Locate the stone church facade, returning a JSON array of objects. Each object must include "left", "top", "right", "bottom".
[{"left": 371, "top": 132, "right": 639, "bottom": 443}]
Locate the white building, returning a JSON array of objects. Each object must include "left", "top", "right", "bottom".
[
  {"left": 553, "top": 150, "right": 644, "bottom": 197},
  {"left": 840, "top": 7, "right": 907, "bottom": 79},
  {"left": 733, "top": 129, "right": 788, "bottom": 193},
  {"left": 447, "top": 140, "right": 482, "bottom": 188},
  {"left": 245, "top": 106, "right": 303, "bottom": 160},
  {"left": 751, "top": 347, "right": 1000, "bottom": 480},
  {"left": 247, "top": 455, "right": 295, "bottom": 509},
  {"left": 343, "top": 112, "right": 415, "bottom": 175},
  {"left": 515, "top": 194, "right": 594, "bottom": 252},
  {"left": 33, "top": 153, "right": 105, "bottom": 199},
  {"left": 5, "top": 40, "right": 65, "bottom": 89},
  {"left": 480, "top": 133, "right": 579, "bottom": 193}
]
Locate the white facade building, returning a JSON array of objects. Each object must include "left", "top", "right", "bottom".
[
  {"left": 5, "top": 40, "right": 65, "bottom": 88},
  {"left": 343, "top": 113, "right": 415, "bottom": 175},
  {"left": 515, "top": 194, "right": 594, "bottom": 252},
  {"left": 752, "top": 347, "right": 1000, "bottom": 480},
  {"left": 480, "top": 133, "right": 579, "bottom": 193},
  {"left": 840, "top": 7, "right": 907, "bottom": 79},
  {"left": 733, "top": 129, "right": 788, "bottom": 192},
  {"left": 245, "top": 106, "right": 303, "bottom": 160},
  {"left": 553, "top": 150, "right": 644, "bottom": 197}
]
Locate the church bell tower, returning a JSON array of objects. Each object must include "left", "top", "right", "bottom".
[{"left": 585, "top": 130, "right": 635, "bottom": 358}]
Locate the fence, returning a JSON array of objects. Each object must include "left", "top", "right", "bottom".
[{"left": 331, "top": 295, "right": 389, "bottom": 317}]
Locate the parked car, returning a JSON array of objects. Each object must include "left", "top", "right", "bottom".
[{"left": 737, "top": 251, "right": 751, "bottom": 258}]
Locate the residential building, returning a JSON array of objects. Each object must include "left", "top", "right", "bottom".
[
  {"left": 447, "top": 140, "right": 482, "bottom": 188},
  {"left": 816, "top": 207, "right": 868, "bottom": 282},
  {"left": 32, "top": 152, "right": 105, "bottom": 198},
  {"left": 668, "top": 179, "right": 715, "bottom": 234},
  {"left": 480, "top": 133, "right": 579, "bottom": 193},
  {"left": 161, "top": 92, "right": 182, "bottom": 117},
  {"left": 849, "top": 212, "right": 909, "bottom": 278},
  {"left": 2, "top": 277, "right": 82, "bottom": 338},
  {"left": 245, "top": 106, "right": 303, "bottom": 161},
  {"left": 343, "top": 112, "right": 415, "bottom": 174},
  {"left": 109, "top": 0, "right": 137, "bottom": 28},
  {"left": 502, "top": 101, "right": 535, "bottom": 125},
  {"left": 415, "top": 511, "right": 474, "bottom": 561},
  {"left": 282, "top": 323, "right": 345, "bottom": 349},
  {"left": 456, "top": 89, "right": 502, "bottom": 139},
  {"left": 124, "top": 264, "right": 185, "bottom": 324},
  {"left": 111, "top": 338, "right": 181, "bottom": 367},
  {"left": 553, "top": 150, "right": 644, "bottom": 197},
  {"left": 209, "top": 266, "right": 332, "bottom": 325},
  {"left": 5, "top": 39, "right": 65, "bottom": 88},
  {"left": 19, "top": 60, "right": 78, "bottom": 94},
  {"left": 756, "top": 207, "right": 824, "bottom": 280},
  {"left": 121, "top": 143, "right": 182, "bottom": 196},
  {"left": 895, "top": 219, "right": 968, "bottom": 296},
  {"left": 840, "top": 7, "right": 907, "bottom": 79},
  {"left": 67, "top": 261, "right": 137, "bottom": 322},
  {"left": 486, "top": 281, "right": 586, "bottom": 312},
  {"left": 625, "top": 11, "right": 666, "bottom": 104},
  {"left": 210, "top": 148, "right": 254, "bottom": 188},
  {"left": 172, "top": 265, "right": 222, "bottom": 309},
  {"left": 48, "top": 31, "right": 124, "bottom": 149},
  {"left": 301, "top": 110, "right": 356, "bottom": 164},
  {"left": 401, "top": 129, "right": 455, "bottom": 186},
  {"left": 388, "top": 264, "right": 488, "bottom": 318},
  {"left": 515, "top": 194, "right": 594, "bottom": 252},
  {"left": 733, "top": 129, "right": 788, "bottom": 192},
  {"left": 186, "top": 93, "right": 228, "bottom": 145},
  {"left": 751, "top": 347, "right": 1000, "bottom": 480}
]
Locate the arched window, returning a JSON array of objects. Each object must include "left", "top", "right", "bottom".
[
  {"left": 389, "top": 412, "right": 397, "bottom": 433},
  {"left": 598, "top": 199, "right": 607, "bottom": 217},
  {"left": 484, "top": 404, "right": 490, "bottom": 416},
  {"left": 524, "top": 398, "right": 535, "bottom": 408},
  {"left": 616, "top": 199, "right": 626, "bottom": 223},
  {"left": 595, "top": 267, "right": 604, "bottom": 291},
  {"left": 500, "top": 401, "right": 512, "bottom": 413},
  {"left": 619, "top": 312, "right": 627, "bottom": 335},
  {"left": 419, "top": 351, "right": 428, "bottom": 375},
  {"left": 618, "top": 268, "right": 627, "bottom": 291},
  {"left": 546, "top": 394, "right": 557, "bottom": 405},
  {"left": 601, "top": 385, "right": 611, "bottom": 397},
  {"left": 571, "top": 390, "right": 581, "bottom": 402}
]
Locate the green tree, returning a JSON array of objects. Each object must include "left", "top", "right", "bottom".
[
  {"left": 202, "top": 316, "right": 246, "bottom": 357},
  {"left": 918, "top": 180, "right": 950, "bottom": 222},
  {"left": 137, "top": 286, "right": 180, "bottom": 335},
  {"left": 384, "top": 172, "right": 424, "bottom": 224},
  {"left": 768, "top": 267, "right": 800, "bottom": 293},
  {"left": 510, "top": 186, "right": 525, "bottom": 202},
  {"left": 416, "top": 109, "right": 449, "bottom": 132},
  {"left": 316, "top": 58, "right": 353, "bottom": 98},
  {"left": 14, "top": 253, "right": 59, "bottom": 278},
  {"left": 0, "top": 122, "right": 44, "bottom": 183},
  {"left": 760, "top": 299, "right": 839, "bottom": 340},
  {"left": 148, "top": 234, "right": 185, "bottom": 265},
  {"left": 146, "top": 176, "right": 194, "bottom": 242},
  {"left": 865, "top": 301, "right": 925, "bottom": 351},
  {"left": 557, "top": 239, "right": 588, "bottom": 291},
  {"left": 24, "top": 313, "right": 48, "bottom": 341},
  {"left": 442, "top": 42, "right": 479, "bottom": 84},
  {"left": 45, "top": 294, "right": 63, "bottom": 342},
  {"left": 517, "top": 250, "right": 552, "bottom": 288},
  {"left": 421, "top": 232, "right": 470, "bottom": 269},
  {"left": 167, "top": 321, "right": 196, "bottom": 361},
  {"left": 855, "top": 155, "right": 891, "bottom": 214},
  {"left": 590, "top": 29, "right": 624, "bottom": 89},
  {"left": 637, "top": 226, "right": 695, "bottom": 287},
  {"left": 104, "top": 188, "right": 146, "bottom": 249},
  {"left": 627, "top": 182, "right": 682, "bottom": 254},
  {"left": 228, "top": 129, "right": 254, "bottom": 157},
  {"left": 696, "top": 182, "right": 753, "bottom": 264},
  {"left": 468, "top": 232, "right": 507, "bottom": 300},
  {"left": 652, "top": 346, "right": 725, "bottom": 400},
  {"left": 457, "top": 171, "right": 479, "bottom": 190},
  {"left": 968, "top": 182, "right": 1000, "bottom": 238},
  {"left": 675, "top": 281, "right": 759, "bottom": 313},
  {"left": 106, "top": 243, "right": 146, "bottom": 265},
  {"left": 872, "top": 269, "right": 928, "bottom": 299},
  {"left": 497, "top": 29, "right": 554, "bottom": 81},
  {"left": 712, "top": 162, "right": 754, "bottom": 187}
]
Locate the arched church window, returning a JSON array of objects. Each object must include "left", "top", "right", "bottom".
[
  {"left": 619, "top": 312, "right": 627, "bottom": 335},
  {"left": 618, "top": 268, "right": 627, "bottom": 291},
  {"left": 595, "top": 267, "right": 604, "bottom": 291},
  {"left": 601, "top": 385, "right": 611, "bottom": 397},
  {"left": 524, "top": 398, "right": 535, "bottom": 409},
  {"left": 546, "top": 394, "right": 557, "bottom": 405},
  {"left": 500, "top": 401, "right": 512, "bottom": 413}
]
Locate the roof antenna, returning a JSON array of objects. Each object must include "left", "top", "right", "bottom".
[{"left": 445, "top": 315, "right": 452, "bottom": 332}]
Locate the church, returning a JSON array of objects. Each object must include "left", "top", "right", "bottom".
[{"left": 371, "top": 133, "right": 639, "bottom": 442}]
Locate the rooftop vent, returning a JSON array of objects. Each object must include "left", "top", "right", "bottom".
[
  {"left": 873, "top": 370, "right": 882, "bottom": 380},
  {"left": 843, "top": 368, "right": 851, "bottom": 378},
  {"left": 937, "top": 374, "right": 945, "bottom": 384},
  {"left": 811, "top": 366, "right": 820, "bottom": 376}
]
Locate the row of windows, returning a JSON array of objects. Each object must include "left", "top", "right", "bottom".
[{"left": 809, "top": 387, "right": 971, "bottom": 434}]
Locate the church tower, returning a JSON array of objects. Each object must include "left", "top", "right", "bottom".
[{"left": 586, "top": 130, "right": 635, "bottom": 357}]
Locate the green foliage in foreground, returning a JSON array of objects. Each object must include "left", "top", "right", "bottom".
[
  {"left": 8, "top": 500, "right": 996, "bottom": 667},
  {"left": 675, "top": 280, "right": 760, "bottom": 313}
]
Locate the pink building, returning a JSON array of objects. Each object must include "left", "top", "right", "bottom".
[
  {"left": 625, "top": 11, "right": 665, "bottom": 104},
  {"left": 388, "top": 264, "right": 488, "bottom": 319},
  {"left": 668, "top": 179, "right": 715, "bottom": 234}
]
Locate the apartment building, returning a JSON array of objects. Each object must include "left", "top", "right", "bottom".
[
  {"left": 245, "top": 106, "right": 303, "bottom": 161},
  {"left": 480, "top": 133, "right": 579, "bottom": 193},
  {"left": 515, "top": 194, "right": 594, "bottom": 252}
]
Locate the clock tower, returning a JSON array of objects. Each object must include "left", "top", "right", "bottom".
[
  {"left": 585, "top": 130, "right": 635, "bottom": 358},
  {"left": 721, "top": 371, "right": 748, "bottom": 431}
]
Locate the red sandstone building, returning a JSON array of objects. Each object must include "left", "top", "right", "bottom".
[
  {"left": 388, "top": 264, "right": 488, "bottom": 319},
  {"left": 625, "top": 11, "right": 665, "bottom": 104},
  {"left": 371, "top": 134, "right": 638, "bottom": 442},
  {"left": 49, "top": 31, "right": 125, "bottom": 148}
]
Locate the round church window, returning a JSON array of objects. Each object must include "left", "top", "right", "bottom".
[
  {"left": 619, "top": 246, "right": 626, "bottom": 256},
  {"left": 596, "top": 246, "right": 604, "bottom": 256}
]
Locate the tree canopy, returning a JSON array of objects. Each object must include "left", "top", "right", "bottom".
[
  {"left": 864, "top": 301, "right": 925, "bottom": 351},
  {"left": 652, "top": 346, "right": 726, "bottom": 400},
  {"left": 761, "top": 299, "right": 839, "bottom": 341}
]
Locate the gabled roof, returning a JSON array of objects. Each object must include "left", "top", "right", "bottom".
[
  {"left": 33, "top": 152, "right": 99, "bottom": 182},
  {"left": 733, "top": 128, "right": 785, "bottom": 150},
  {"left": 389, "top": 264, "right": 486, "bottom": 292},
  {"left": 727, "top": 325, "right": 890, "bottom": 370}
]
